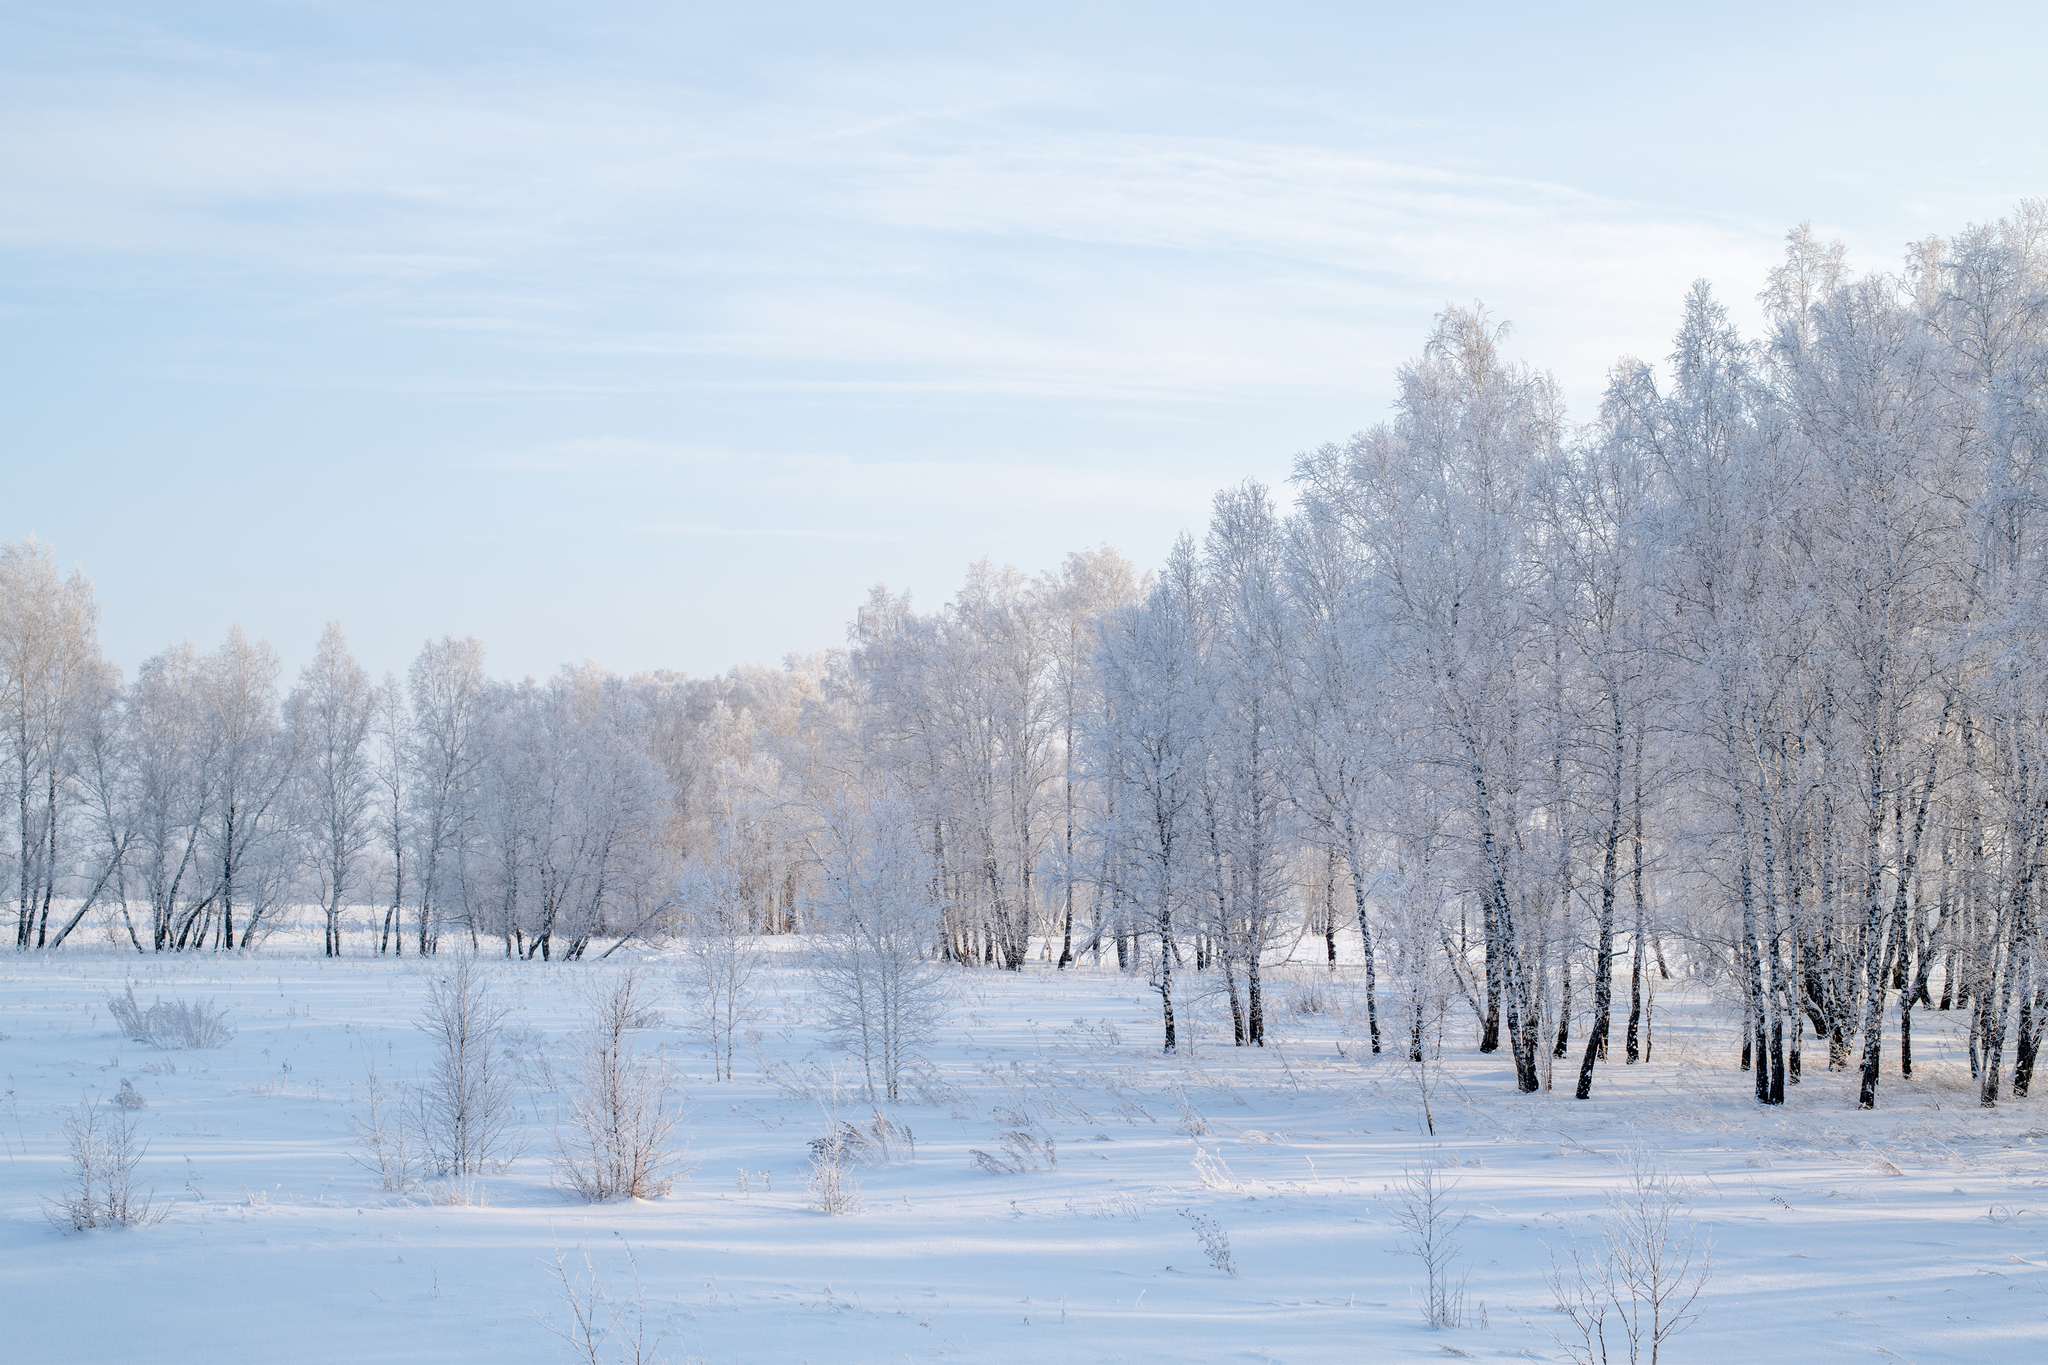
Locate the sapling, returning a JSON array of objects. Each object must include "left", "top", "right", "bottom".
[
  {"left": 45, "top": 1096, "right": 163, "bottom": 1230},
  {"left": 554, "top": 968, "right": 683, "bottom": 1201},
  {"left": 806, "top": 792, "right": 950, "bottom": 1103},
  {"left": 350, "top": 1037, "right": 420, "bottom": 1193},
  {"left": 414, "top": 957, "right": 522, "bottom": 1180},
  {"left": 1548, "top": 1144, "right": 1711, "bottom": 1364},
  {"left": 1393, "top": 1161, "right": 1469, "bottom": 1329},
  {"left": 537, "top": 1235, "right": 673, "bottom": 1365},
  {"left": 1402, "top": 990, "right": 1453, "bottom": 1137},
  {"left": 676, "top": 852, "right": 762, "bottom": 1082}
]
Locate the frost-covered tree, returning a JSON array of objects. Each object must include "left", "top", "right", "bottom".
[
  {"left": 407, "top": 635, "right": 490, "bottom": 955},
  {"left": 371, "top": 675, "right": 410, "bottom": 954},
  {"left": 200, "top": 626, "right": 297, "bottom": 949},
  {"left": 1198, "top": 482, "right": 1294, "bottom": 1046},
  {"left": 1, "top": 539, "right": 107, "bottom": 949},
  {"left": 290, "top": 623, "right": 377, "bottom": 956},
  {"left": 1087, "top": 539, "right": 1208, "bottom": 1052},
  {"left": 806, "top": 791, "right": 950, "bottom": 1102}
]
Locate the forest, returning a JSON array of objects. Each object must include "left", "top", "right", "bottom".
[{"left": 9, "top": 201, "right": 2048, "bottom": 1126}]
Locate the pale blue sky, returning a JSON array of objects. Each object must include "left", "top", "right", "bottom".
[{"left": 7, "top": 2, "right": 2044, "bottom": 683}]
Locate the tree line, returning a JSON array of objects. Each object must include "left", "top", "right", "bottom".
[{"left": 8, "top": 201, "right": 2047, "bottom": 1111}]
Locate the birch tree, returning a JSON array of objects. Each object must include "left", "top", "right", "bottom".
[
  {"left": 1, "top": 539, "right": 105, "bottom": 949},
  {"left": 408, "top": 635, "right": 490, "bottom": 955},
  {"left": 291, "top": 623, "right": 378, "bottom": 956}
]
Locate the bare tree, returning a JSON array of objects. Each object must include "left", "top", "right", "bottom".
[
  {"left": 848, "top": 564, "right": 1059, "bottom": 971},
  {"left": 677, "top": 838, "right": 762, "bottom": 1081},
  {"left": 471, "top": 670, "right": 669, "bottom": 961},
  {"left": 372, "top": 676, "right": 410, "bottom": 954},
  {"left": 1198, "top": 482, "right": 1294, "bottom": 1046},
  {"left": 1549, "top": 1146, "right": 1711, "bottom": 1364},
  {"left": 45, "top": 658, "right": 129, "bottom": 950},
  {"left": 44, "top": 1095, "right": 163, "bottom": 1230},
  {"left": 126, "top": 643, "right": 219, "bottom": 951},
  {"left": 200, "top": 627, "right": 297, "bottom": 949},
  {"left": 1393, "top": 1161, "right": 1469, "bottom": 1329},
  {"left": 1, "top": 538, "right": 106, "bottom": 949},
  {"left": 415, "top": 956, "right": 521, "bottom": 1179},
  {"left": 1044, "top": 546, "right": 1145, "bottom": 967},
  {"left": 291, "top": 623, "right": 377, "bottom": 956},
  {"left": 1087, "top": 539, "right": 1207, "bottom": 1052},
  {"left": 806, "top": 791, "right": 951, "bottom": 1102},
  {"left": 554, "top": 967, "right": 682, "bottom": 1201},
  {"left": 409, "top": 636, "right": 491, "bottom": 956}
]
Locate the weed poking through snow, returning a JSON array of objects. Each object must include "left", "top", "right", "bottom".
[{"left": 1180, "top": 1209, "right": 1238, "bottom": 1276}]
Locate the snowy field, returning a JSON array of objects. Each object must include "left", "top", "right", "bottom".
[{"left": 5, "top": 936, "right": 2047, "bottom": 1364}]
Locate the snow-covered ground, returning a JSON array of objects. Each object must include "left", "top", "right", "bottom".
[{"left": 5, "top": 936, "right": 2045, "bottom": 1364}]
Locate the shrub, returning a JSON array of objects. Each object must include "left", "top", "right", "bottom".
[
  {"left": 45, "top": 1097, "right": 164, "bottom": 1231},
  {"left": 553, "top": 969, "right": 683, "bottom": 1202},
  {"left": 108, "top": 986, "right": 234, "bottom": 1050},
  {"left": 349, "top": 1038, "right": 421, "bottom": 1193}
]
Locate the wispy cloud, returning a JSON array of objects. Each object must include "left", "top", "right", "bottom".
[
  {"left": 473, "top": 438, "right": 735, "bottom": 475},
  {"left": 643, "top": 522, "right": 920, "bottom": 543},
  {"left": 0, "top": 46, "right": 1785, "bottom": 412}
]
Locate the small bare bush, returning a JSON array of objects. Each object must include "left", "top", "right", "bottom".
[
  {"left": 425, "top": 1178, "right": 489, "bottom": 1207},
  {"left": 115, "top": 1078, "right": 148, "bottom": 1110},
  {"left": 109, "top": 986, "right": 234, "bottom": 1050},
  {"left": 803, "top": 1075, "right": 866, "bottom": 1214},
  {"left": 806, "top": 1144, "right": 863, "bottom": 1215},
  {"left": 1549, "top": 1146, "right": 1711, "bottom": 1365},
  {"left": 538, "top": 1236, "right": 673, "bottom": 1365},
  {"left": 1091, "top": 1191, "right": 1143, "bottom": 1220},
  {"left": 554, "top": 969, "right": 684, "bottom": 1202},
  {"left": 1393, "top": 1162, "right": 1469, "bottom": 1329},
  {"left": 350, "top": 1038, "right": 421, "bottom": 1193},
  {"left": 45, "top": 1097, "right": 164, "bottom": 1230},
  {"left": 1062, "top": 1017, "right": 1123, "bottom": 1049}
]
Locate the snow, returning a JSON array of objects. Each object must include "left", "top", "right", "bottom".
[{"left": 5, "top": 937, "right": 2046, "bottom": 1363}]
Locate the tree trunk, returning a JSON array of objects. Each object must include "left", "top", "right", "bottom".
[{"left": 1343, "top": 842, "right": 1382, "bottom": 1053}]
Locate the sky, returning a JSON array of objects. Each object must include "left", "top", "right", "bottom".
[{"left": 6, "top": 1, "right": 2046, "bottom": 685}]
